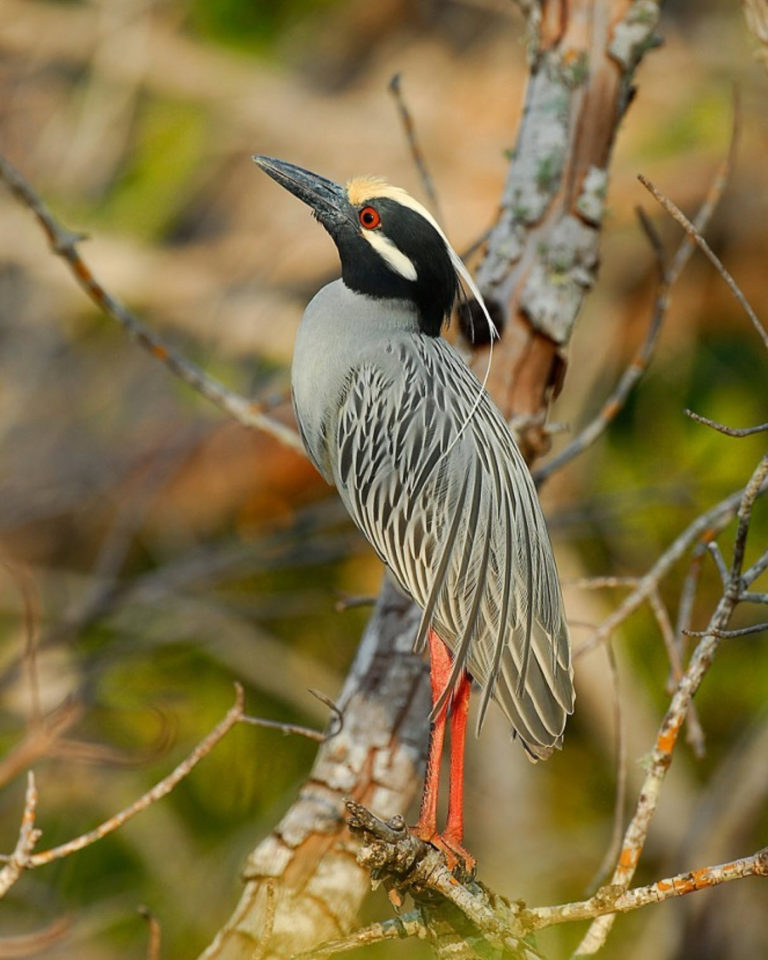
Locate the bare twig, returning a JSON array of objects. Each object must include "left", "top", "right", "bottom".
[
  {"left": 241, "top": 687, "right": 343, "bottom": 742},
  {"left": 744, "top": 548, "right": 768, "bottom": 586},
  {"left": 0, "top": 685, "right": 339, "bottom": 887},
  {"left": 0, "top": 773, "right": 41, "bottom": 898},
  {"left": 575, "top": 474, "right": 768, "bottom": 658},
  {"left": 649, "top": 587, "right": 705, "bottom": 757},
  {"left": 138, "top": 906, "right": 162, "bottom": 960},
  {"left": 707, "top": 541, "right": 731, "bottom": 588},
  {"left": 684, "top": 623, "right": 768, "bottom": 639},
  {"left": 524, "top": 847, "right": 768, "bottom": 931},
  {"left": 338, "top": 804, "right": 768, "bottom": 951},
  {"left": 24, "top": 688, "right": 246, "bottom": 870},
  {"left": 295, "top": 911, "right": 427, "bottom": 959},
  {"left": 388, "top": 73, "right": 443, "bottom": 221},
  {"left": 0, "top": 153, "right": 305, "bottom": 455},
  {"left": 674, "top": 541, "right": 705, "bottom": 674},
  {"left": 587, "top": 641, "right": 627, "bottom": 892},
  {"left": 334, "top": 592, "right": 378, "bottom": 612},
  {"left": 638, "top": 173, "right": 768, "bottom": 351},
  {"left": 741, "top": 592, "right": 768, "bottom": 604},
  {"left": 0, "top": 558, "right": 42, "bottom": 726},
  {"left": 685, "top": 409, "right": 768, "bottom": 437}
]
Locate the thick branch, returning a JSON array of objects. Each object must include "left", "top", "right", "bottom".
[{"left": 472, "top": 0, "right": 662, "bottom": 459}]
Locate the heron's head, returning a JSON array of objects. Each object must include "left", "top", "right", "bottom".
[{"left": 253, "top": 155, "right": 461, "bottom": 336}]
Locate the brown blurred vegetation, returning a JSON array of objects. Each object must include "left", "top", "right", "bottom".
[{"left": 0, "top": 1, "right": 767, "bottom": 958}]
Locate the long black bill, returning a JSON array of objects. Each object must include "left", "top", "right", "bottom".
[{"left": 252, "top": 155, "right": 348, "bottom": 227}]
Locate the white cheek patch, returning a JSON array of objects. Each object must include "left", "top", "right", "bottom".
[{"left": 360, "top": 229, "right": 418, "bottom": 281}]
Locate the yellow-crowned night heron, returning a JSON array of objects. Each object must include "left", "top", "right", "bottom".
[{"left": 253, "top": 155, "right": 573, "bottom": 867}]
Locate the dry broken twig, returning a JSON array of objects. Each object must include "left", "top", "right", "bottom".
[{"left": 0, "top": 152, "right": 305, "bottom": 456}]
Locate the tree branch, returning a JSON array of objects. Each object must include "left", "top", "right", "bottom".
[{"left": 0, "top": 153, "right": 305, "bottom": 456}]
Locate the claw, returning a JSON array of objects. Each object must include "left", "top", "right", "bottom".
[{"left": 413, "top": 826, "right": 476, "bottom": 876}]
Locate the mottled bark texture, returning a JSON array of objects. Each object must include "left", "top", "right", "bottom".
[
  {"left": 199, "top": 2, "right": 661, "bottom": 957},
  {"left": 471, "top": 0, "right": 660, "bottom": 461}
]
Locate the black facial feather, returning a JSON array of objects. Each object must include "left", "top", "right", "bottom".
[{"left": 332, "top": 197, "right": 459, "bottom": 336}]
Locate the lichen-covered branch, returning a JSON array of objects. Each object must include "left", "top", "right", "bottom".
[{"left": 472, "top": 0, "right": 662, "bottom": 460}]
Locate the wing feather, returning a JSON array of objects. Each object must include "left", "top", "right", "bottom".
[{"left": 331, "top": 334, "right": 573, "bottom": 755}]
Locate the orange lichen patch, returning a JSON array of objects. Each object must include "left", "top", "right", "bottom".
[
  {"left": 657, "top": 715, "right": 683, "bottom": 754},
  {"left": 618, "top": 846, "right": 639, "bottom": 870},
  {"left": 152, "top": 343, "right": 168, "bottom": 361},
  {"left": 674, "top": 875, "right": 697, "bottom": 895},
  {"left": 656, "top": 879, "right": 672, "bottom": 892},
  {"left": 689, "top": 867, "right": 712, "bottom": 888}
]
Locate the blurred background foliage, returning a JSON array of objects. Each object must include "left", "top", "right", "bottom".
[{"left": 0, "top": 1, "right": 767, "bottom": 958}]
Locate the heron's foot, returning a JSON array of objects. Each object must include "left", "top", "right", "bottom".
[{"left": 413, "top": 826, "right": 476, "bottom": 876}]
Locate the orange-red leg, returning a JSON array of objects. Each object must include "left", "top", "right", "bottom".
[
  {"left": 417, "top": 629, "right": 451, "bottom": 840},
  {"left": 416, "top": 629, "right": 475, "bottom": 872},
  {"left": 444, "top": 669, "right": 471, "bottom": 851}
]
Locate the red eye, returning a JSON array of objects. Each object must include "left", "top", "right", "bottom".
[{"left": 359, "top": 205, "right": 381, "bottom": 229}]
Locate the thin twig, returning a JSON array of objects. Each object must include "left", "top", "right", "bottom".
[
  {"left": 524, "top": 847, "right": 768, "bottom": 931},
  {"left": 294, "top": 911, "right": 428, "bottom": 959},
  {"left": 241, "top": 688, "right": 343, "bottom": 742},
  {"left": 674, "top": 541, "right": 705, "bottom": 674},
  {"left": 587, "top": 641, "right": 627, "bottom": 892},
  {"left": 0, "top": 773, "right": 41, "bottom": 898},
  {"left": 0, "top": 153, "right": 305, "bottom": 455},
  {"left": 0, "top": 558, "right": 42, "bottom": 726},
  {"left": 4, "top": 685, "right": 338, "bottom": 877},
  {"left": 388, "top": 73, "right": 443, "bottom": 220},
  {"left": 744, "top": 547, "right": 768, "bottom": 586},
  {"left": 741, "top": 592, "right": 768, "bottom": 604},
  {"left": 25, "top": 687, "right": 246, "bottom": 869},
  {"left": 575, "top": 475, "right": 768, "bottom": 658},
  {"left": 707, "top": 541, "right": 731, "bottom": 588},
  {"left": 684, "top": 622, "right": 768, "bottom": 639},
  {"left": 334, "top": 593, "right": 378, "bottom": 612},
  {"left": 685, "top": 409, "right": 768, "bottom": 437},
  {"left": 138, "top": 906, "right": 162, "bottom": 960},
  {"left": 638, "top": 173, "right": 768, "bottom": 351},
  {"left": 649, "top": 588, "right": 706, "bottom": 757}
]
